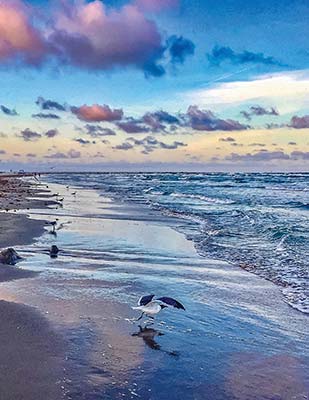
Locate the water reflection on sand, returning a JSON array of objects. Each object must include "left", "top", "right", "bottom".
[{"left": 226, "top": 353, "right": 308, "bottom": 400}]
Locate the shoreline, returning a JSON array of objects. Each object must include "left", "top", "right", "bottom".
[{"left": 0, "top": 175, "right": 68, "bottom": 400}]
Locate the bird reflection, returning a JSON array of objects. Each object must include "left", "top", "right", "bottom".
[
  {"left": 132, "top": 326, "right": 179, "bottom": 357},
  {"left": 132, "top": 326, "right": 163, "bottom": 350}
]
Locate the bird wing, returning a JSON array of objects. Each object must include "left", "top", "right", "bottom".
[
  {"left": 157, "top": 297, "right": 185, "bottom": 310},
  {"left": 138, "top": 294, "right": 155, "bottom": 306}
]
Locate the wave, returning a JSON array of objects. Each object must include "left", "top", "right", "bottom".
[
  {"left": 287, "top": 201, "right": 309, "bottom": 210},
  {"left": 169, "top": 192, "right": 235, "bottom": 205}
]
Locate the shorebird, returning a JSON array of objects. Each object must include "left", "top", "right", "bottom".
[
  {"left": 46, "top": 220, "right": 58, "bottom": 235},
  {"left": 132, "top": 294, "right": 185, "bottom": 322},
  {"left": 49, "top": 220, "right": 57, "bottom": 232},
  {"left": 49, "top": 245, "right": 59, "bottom": 258}
]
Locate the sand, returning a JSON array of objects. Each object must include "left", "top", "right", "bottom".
[{"left": 0, "top": 175, "right": 67, "bottom": 400}]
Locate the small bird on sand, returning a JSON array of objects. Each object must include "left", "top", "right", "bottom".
[
  {"left": 49, "top": 245, "right": 59, "bottom": 258},
  {"left": 132, "top": 294, "right": 185, "bottom": 322},
  {"left": 46, "top": 220, "right": 58, "bottom": 235},
  {"left": 49, "top": 220, "right": 57, "bottom": 232}
]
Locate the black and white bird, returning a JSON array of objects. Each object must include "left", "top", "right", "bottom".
[{"left": 132, "top": 294, "right": 185, "bottom": 322}]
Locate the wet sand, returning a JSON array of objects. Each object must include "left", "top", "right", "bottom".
[
  {"left": 0, "top": 176, "right": 67, "bottom": 400},
  {"left": 0, "top": 178, "right": 307, "bottom": 400}
]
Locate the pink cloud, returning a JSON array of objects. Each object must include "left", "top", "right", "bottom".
[
  {"left": 0, "top": 0, "right": 166, "bottom": 75},
  {"left": 0, "top": 0, "right": 45, "bottom": 64},
  {"left": 289, "top": 115, "right": 309, "bottom": 129},
  {"left": 135, "top": 0, "right": 179, "bottom": 12},
  {"left": 48, "top": 0, "right": 164, "bottom": 73},
  {"left": 71, "top": 104, "right": 124, "bottom": 122}
]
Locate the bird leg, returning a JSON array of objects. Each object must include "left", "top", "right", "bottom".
[
  {"left": 135, "top": 312, "right": 144, "bottom": 322},
  {"left": 145, "top": 316, "right": 155, "bottom": 326}
]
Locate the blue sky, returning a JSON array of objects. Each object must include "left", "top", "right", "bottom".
[{"left": 0, "top": 0, "right": 308, "bottom": 171}]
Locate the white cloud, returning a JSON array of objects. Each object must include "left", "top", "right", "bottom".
[{"left": 185, "top": 70, "right": 309, "bottom": 114}]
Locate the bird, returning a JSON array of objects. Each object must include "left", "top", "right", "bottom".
[
  {"left": 49, "top": 245, "right": 59, "bottom": 258},
  {"left": 46, "top": 220, "right": 58, "bottom": 235},
  {"left": 132, "top": 294, "right": 185, "bottom": 322},
  {"left": 48, "top": 220, "right": 57, "bottom": 230}
]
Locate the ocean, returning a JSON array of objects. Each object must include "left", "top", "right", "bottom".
[{"left": 46, "top": 172, "right": 309, "bottom": 315}]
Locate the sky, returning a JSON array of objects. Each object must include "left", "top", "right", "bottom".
[{"left": 0, "top": 0, "right": 308, "bottom": 172}]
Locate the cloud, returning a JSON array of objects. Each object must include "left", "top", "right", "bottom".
[
  {"left": 186, "top": 70, "right": 309, "bottom": 108},
  {"left": 72, "top": 104, "right": 123, "bottom": 122},
  {"left": 115, "top": 135, "right": 187, "bottom": 153},
  {"left": 117, "top": 107, "right": 249, "bottom": 134},
  {"left": 143, "top": 61, "right": 165, "bottom": 78},
  {"left": 114, "top": 142, "right": 134, "bottom": 150},
  {"left": 219, "top": 137, "right": 235, "bottom": 142},
  {"left": 159, "top": 140, "right": 186, "bottom": 150},
  {"left": 32, "top": 112, "right": 61, "bottom": 119},
  {"left": 117, "top": 110, "right": 181, "bottom": 134},
  {"left": 74, "top": 138, "right": 95, "bottom": 145},
  {"left": 36, "top": 97, "right": 66, "bottom": 111},
  {"left": 0, "top": 150, "right": 6, "bottom": 155},
  {"left": 150, "top": 110, "right": 180, "bottom": 124},
  {"left": 240, "top": 106, "right": 279, "bottom": 120},
  {"left": 265, "top": 123, "right": 284, "bottom": 129},
  {"left": 45, "top": 152, "right": 68, "bottom": 159},
  {"left": 45, "top": 149, "right": 81, "bottom": 159},
  {"left": 18, "top": 128, "right": 42, "bottom": 141},
  {"left": 290, "top": 151, "right": 309, "bottom": 160},
  {"left": 85, "top": 125, "right": 116, "bottom": 137},
  {"left": 1, "top": 105, "right": 18, "bottom": 116},
  {"left": 26, "top": 153, "right": 36, "bottom": 157},
  {"left": 68, "top": 149, "right": 81, "bottom": 158},
  {"left": 264, "top": 114, "right": 309, "bottom": 130},
  {"left": 207, "top": 46, "right": 284, "bottom": 67},
  {"left": 93, "top": 151, "right": 105, "bottom": 158},
  {"left": 167, "top": 35, "right": 195, "bottom": 64},
  {"left": 226, "top": 150, "right": 290, "bottom": 162},
  {"left": 117, "top": 119, "right": 150, "bottom": 133},
  {"left": 0, "top": 1, "right": 46, "bottom": 65},
  {"left": 249, "top": 143, "right": 266, "bottom": 147},
  {"left": 288, "top": 115, "right": 309, "bottom": 129},
  {"left": 0, "top": 1, "right": 195, "bottom": 78},
  {"left": 288, "top": 142, "right": 297, "bottom": 146},
  {"left": 18, "top": 128, "right": 59, "bottom": 141},
  {"left": 186, "top": 106, "right": 248, "bottom": 131},
  {"left": 49, "top": 0, "right": 165, "bottom": 77},
  {"left": 45, "top": 129, "right": 59, "bottom": 138}
]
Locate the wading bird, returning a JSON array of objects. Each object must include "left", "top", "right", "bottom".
[{"left": 132, "top": 294, "right": 185, "bottom": 322}]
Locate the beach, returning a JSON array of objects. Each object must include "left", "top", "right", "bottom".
[
  {"left": 0, "top": 176, "right": 67, "bottom": 400},
  {"left": 0, "top": 174, "right": 308, "bottom": 399}
]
